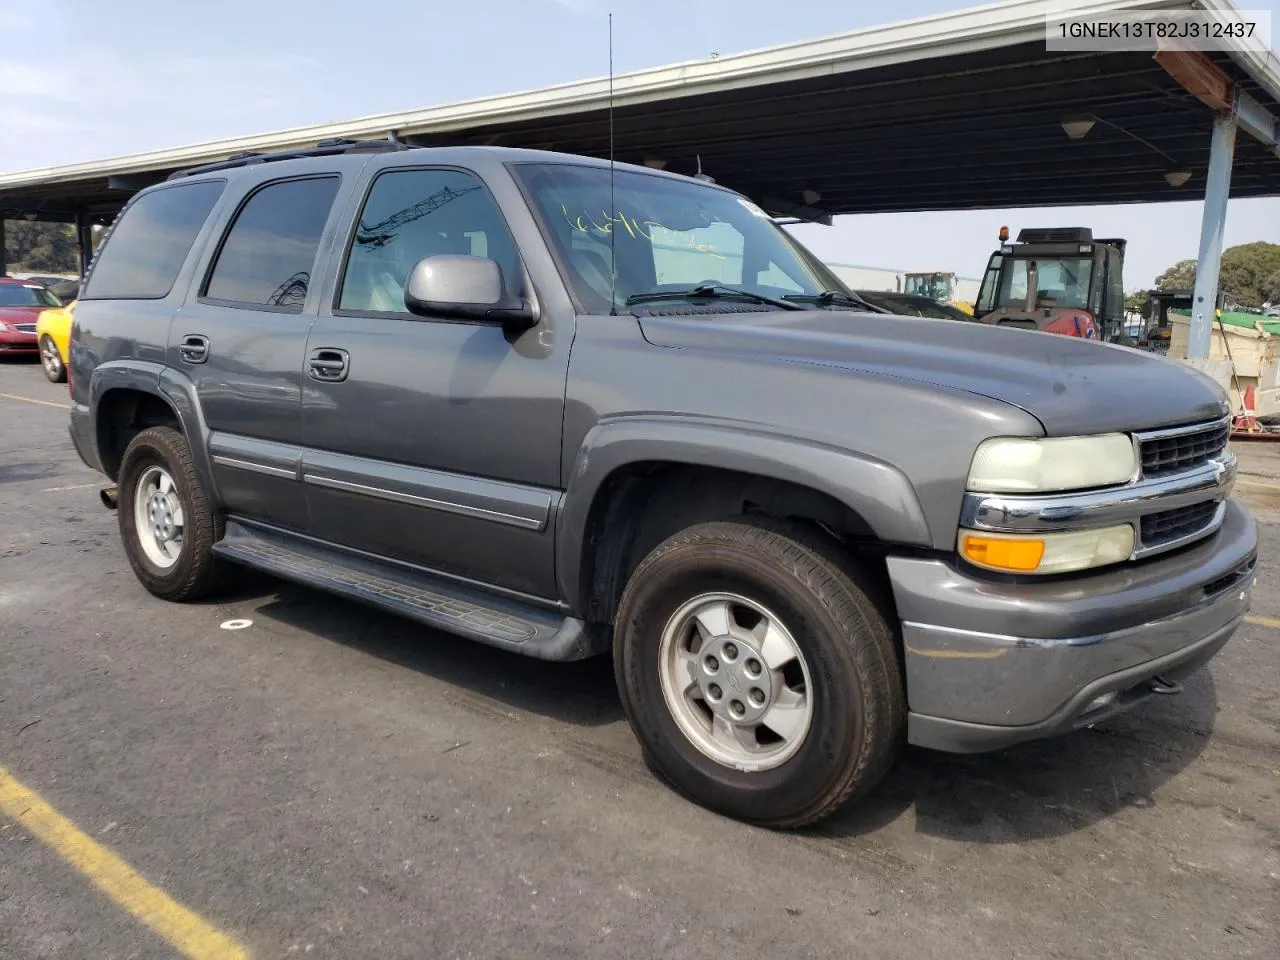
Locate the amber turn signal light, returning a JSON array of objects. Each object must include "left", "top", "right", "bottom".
[{"left": 960, "top": 533, "right": 1045, "bottom": 572}]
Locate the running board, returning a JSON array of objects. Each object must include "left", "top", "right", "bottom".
[{"left": 213, "top": 521, "right": 597, "bottom": 661}]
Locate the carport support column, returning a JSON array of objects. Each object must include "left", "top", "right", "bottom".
[
  {"left": 0, "top": 218, "right": 7, "bottom": 276},
  {"left": 75, "top": 209, "right": 93, "bottom": 276},
  {"left": 1188, "top": 113, "right": 1236, "bottom": 360}
]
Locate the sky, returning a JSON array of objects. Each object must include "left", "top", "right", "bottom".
[{"left": 2, "top": 0, "right": 1278, "bottom": 288}]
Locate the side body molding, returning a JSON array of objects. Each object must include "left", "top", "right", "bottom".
[{"left": 555, "top": 416, "right": 932, "bottom": 612}]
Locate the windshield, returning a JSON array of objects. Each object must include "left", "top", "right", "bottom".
[
  {"left": 513, "top": 163, "right": 844, "bottom": 312},
  {"left": 903, "top": 274, "right": 949, "bottom": 301},
  {"left": 995, "top": 257, "right": 1093, "bottom": 311},
  {"left": 0, "top": 284, "right": 60, "bottom": 308}
]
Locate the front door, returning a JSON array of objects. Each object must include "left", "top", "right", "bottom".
[
  {"left": 299, "top": 166, "right": 570, "bottom": 599},
  {"left": 173, "top": 173, "right": 343, "bottom": 532}
]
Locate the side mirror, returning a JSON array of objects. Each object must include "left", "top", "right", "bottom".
[{"left": 404, "top": 255, "right": 537, "bottom": 329}]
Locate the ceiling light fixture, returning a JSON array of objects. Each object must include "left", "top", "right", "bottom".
[
  {"left": 801, "top": 189, "right": 822, "bottom": 205},
  {"left": 1060, "top": 116, "right": 1097, "bottom": 140},
  {"left": 1164, "top": 170, "right": 1192, "bottom": 187}
]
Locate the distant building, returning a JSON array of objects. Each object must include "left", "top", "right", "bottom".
[{"left": 825, "top": 263, "right": 905, "bottom": 292}]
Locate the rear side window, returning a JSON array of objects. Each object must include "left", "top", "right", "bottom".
[
  {"left": 204, "top": 176, "right": 340, "bottom": 311},
  {"left": 82, "top": 180, "right": 224, "bottom": 300}
]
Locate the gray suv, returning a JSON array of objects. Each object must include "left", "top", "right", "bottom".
[{"left": 68, "top": 140, "right": 1257, "bottom": 827}]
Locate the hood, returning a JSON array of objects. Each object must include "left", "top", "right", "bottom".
[
  {"left": 0, "top": 306, "right": 47, "bottom": 324},
  {"left": 638, "top": 309, "right": 1228, "bottom": 435}
]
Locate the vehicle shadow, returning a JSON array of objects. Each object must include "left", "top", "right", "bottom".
[
  {"left": 229, "top": 572, "right": 623, "bottom": 729},
  {"left": 815, "top": 666, "right": 1219, "bottom": 844},
  {"left": 225, "top": 570, "right": 1220, "bottom": 840}
]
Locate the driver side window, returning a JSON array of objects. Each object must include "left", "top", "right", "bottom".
[{"left": 338, "top": 168, "right": 520, "bottom": 315}]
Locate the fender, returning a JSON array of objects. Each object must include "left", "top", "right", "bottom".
[
  {"left": 89, "top": 360, "right": 220, "bottom": 503},
  {"left": 555, "top": 415, "right": 932, "bottom": 612}
]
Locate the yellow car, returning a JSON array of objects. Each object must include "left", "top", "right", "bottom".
[{"left": 36, "top": 299, "right": 74, "bottom": 383}]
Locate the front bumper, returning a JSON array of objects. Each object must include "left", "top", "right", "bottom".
[
  {"left": 890, "top": 498, "right": 1257, "bottom": 753},
  {"left": 0, "top": 332, "right": 38, "bottom": 353}
]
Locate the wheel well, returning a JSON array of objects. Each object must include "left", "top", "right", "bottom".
[
  {"left": 97, "top": 389, "right": 181, "bottom": 481},
  {"left": 579, "top": 462, "right": 888, "bottom": 626}
]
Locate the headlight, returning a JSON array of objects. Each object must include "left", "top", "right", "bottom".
[
  {"left": 959, "top": 524, "right": 1135, "bottom": 575},
  {"left": 967, "top": 434, "right": 1137, "bottom": 493}
]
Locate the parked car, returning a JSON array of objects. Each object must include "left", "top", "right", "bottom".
[
  {"left": 0, "top": 276, "right": 62, "bottom": 358},
  {"left": 36, "top": 298, "right": 74, "bottom": 382},
  {"left": 68, "top": 142, "right": 1256, "bottom": 828},
  {"left": 854, "top": 290, "right": 977, "bottom": 322},
  {"left": 24, "top": 274, "right": 75, "bottom": 290},
  {"left": 48, "top": 278, "right": 81, "bottom": 303}
]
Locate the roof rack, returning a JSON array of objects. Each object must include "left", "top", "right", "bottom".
[{"left": 166, "top": 138, "right": 414, "bottom": 180}]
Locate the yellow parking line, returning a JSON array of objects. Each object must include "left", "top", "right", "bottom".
[
  {"left": 1236, "top": 476, "right": 1280, "bottom": 491},
  {"left": 0, "top": 764, "right": 248, "bottom": 960},
  {"left": 1245, "top": 615, "right": 1280, "bottom": 630},
  {"left": 0, "top": 391, "right": 71, "bottom": 410}
]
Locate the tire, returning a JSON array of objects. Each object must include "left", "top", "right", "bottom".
[
  {"left": 40, "top": 335, "right": 66, "bottom": 383},
  {"left": 117, "top": 426, "right": 238, "bottom": 602},
  {"left": 614, "top": 518, "right": 905, "bottom": 828}
]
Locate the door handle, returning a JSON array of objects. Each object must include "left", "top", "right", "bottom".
[
  {"left": 308, "top": 347, "right": 350, "bottom": 382},
  {"left": 179, "top": 334, "right": 210, "bottom": 364}
]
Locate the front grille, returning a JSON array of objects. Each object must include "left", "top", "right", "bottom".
[
  {"left": 12, "top": 323, "right": 37, "bottom": 333},
  {"left": 1140, "top": 500, "right": 1219, "bottom": 548},
  {"left": 1140, "top": 421, "right": 1229, "bottom": 477}
]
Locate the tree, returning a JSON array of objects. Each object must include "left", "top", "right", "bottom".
[
  {"left": 1124, "top": 289, "right": 1147, "bottom": 313},
  {"left": 1263, "top": 268, "right": 1280, "bottom": 306},
  {"left": 1152, "top": 243, "right": 1280, "bottom": 308},
  {"left": 2, "top": 220, "right": 78, "bottom": 273},
  {"left": 1220, "top": 242, "right": 1280, "bottom": 308},
  {"left": 1155, "top": 259, "right": 1197, "bottom": 291}
]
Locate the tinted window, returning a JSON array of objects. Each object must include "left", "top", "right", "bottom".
[
  {"left": 339, "top": 168, "right": 519, "bottom": 314},
  {"left": 205, "top": 176, "right": 340, "bottom": 310},
  {"left": 82, "top": 180, "right": 224, "bottom": 300}
]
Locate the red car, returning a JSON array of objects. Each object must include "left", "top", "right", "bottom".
[{"left": 0, "top": 277, "right": 62, "bottom": 357}]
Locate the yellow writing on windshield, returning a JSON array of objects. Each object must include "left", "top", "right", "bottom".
[{"left": 559, "top": 204, "right": 730, "bottom": 261}]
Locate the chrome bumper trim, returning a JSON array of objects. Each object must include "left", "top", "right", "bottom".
[{"left": 960, "top": 453, "right": 1235, "bottom": 559}]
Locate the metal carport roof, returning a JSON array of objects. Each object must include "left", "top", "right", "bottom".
[{"left": 1, "top": 0, "right": 1278, "bottom": 226}]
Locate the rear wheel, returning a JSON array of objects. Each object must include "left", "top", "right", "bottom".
[
  {"left": 39, "top": 336, "right": 65, "bottom": 383},
  {"left": 118, "top": 426, "right": 237, "bottom": 601},
  {"left": 614, "top": 518, "right": 905, "bottom": 828}
]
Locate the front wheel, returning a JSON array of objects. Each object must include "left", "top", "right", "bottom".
[
  {"left": 39, "top": 335, "right": 66, "bottom": 383},
  {"left": 614, "top": 519, "right": 905, "bottom": 828}
]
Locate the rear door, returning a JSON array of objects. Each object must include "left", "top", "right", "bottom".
[
  {"left": 298, "top": 164, "right": 571, "bottom": 599},
  {"left": 173, "top": 169, "right": 344, "bottom": 531}
]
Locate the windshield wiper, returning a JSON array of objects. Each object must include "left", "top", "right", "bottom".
[
  {"left": 783, "top": 290, "right": 888, "bottom": 312},
  {"left": 625, "top": 284, "right": 804, "bottom": 311}
]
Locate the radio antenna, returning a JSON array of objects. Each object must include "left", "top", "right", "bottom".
[{"left": 608, "top": 11, "right": 618, "bottom": 316}]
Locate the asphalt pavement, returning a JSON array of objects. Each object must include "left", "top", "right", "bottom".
[{"left": 0, "top": 356, "right": 1276, "bottom": 960}]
